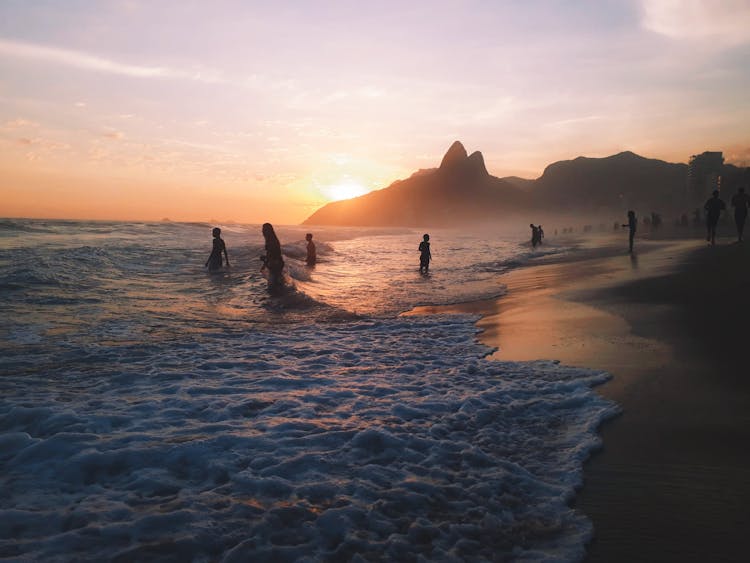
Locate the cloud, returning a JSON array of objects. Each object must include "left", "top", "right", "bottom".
[
  {"left": 2, "top": 118, "right": 40, "bottom": 130},
  {"left": 0, "top": 38, "right": 224, "bottom": 82},
  {"left": 102, "top": 130, "right": 124, "bottom": 140},
  {"left": 7, "top": 136, "right": 70, "bottom": 150},
  {"left": 640, "top": 0, "right": 750, "bottom": 45},
  {"left": 545, "top": 115, "right": 605, "bottom": 129}
]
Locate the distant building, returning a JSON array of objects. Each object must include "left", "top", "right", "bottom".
[{"left": 687, "top": 151, "right": 723, "bottom": 206}]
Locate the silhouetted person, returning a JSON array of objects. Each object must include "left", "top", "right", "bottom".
[
  {"left": 205, "top": 227, "right": 229, "bottom": 272},
  {"left": 731, "top": 187, "right": 749, "bottom": 242},
  {"left": 622, "top": 210, "right": 637, "bottom": 253},
  {"left": 261, "top": 223, "right": 285, "bottom": 287},
  {"left": 418, "top": 233, "right": 431, "bottom": 274},
  {"left": 305, "top": 233, "right": 317, "bottom": 266},
  {"left": 538, "top": 225, "right": 545, "bottom": 243},
  {"left": 704, "top": 190, "right": 726, "bottom": 245},
  {"left": 530, "top": 224, "right": 541, "bottom": 248}
]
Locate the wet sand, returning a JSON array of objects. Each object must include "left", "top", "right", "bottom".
[{"left": 407, "top": 237, "right": 750, "bottom": 562}]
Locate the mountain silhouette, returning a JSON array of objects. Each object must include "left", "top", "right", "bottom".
[
  {"left": 532, "top": 151, "right": 688, "bottom": 212},
  {"left": 303, "top": 143, "right": 746, "bottom": 227},
  {"left": 303, "top": 141, "right": 529, "bottom": 227},
  {"left": 440, "top": 140, "right": 469, "bottom": 168}
]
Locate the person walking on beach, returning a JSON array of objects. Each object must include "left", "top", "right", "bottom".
[
  {"left": 305, "top": 233, "right": 317, "bottom": 266},
  {"left": 538, "top": 225, "right": 545, "bottom": 244},
  {"left": 261, "top": 223, "right": 285, "bottom": 288},
  {"left": 704, "top": 190, "right": 726, "bottom": 246},
  {"left": 205, "top": 227, "right": 230, "bottom": 272},
  {"left": 622, "top": 210, "right": 637, "bottom": 253},
  {"left": 418, "top": 233, "right": 432, "bottom": 274},
  {"left": 731, "top": 187, "right": 749, "bottom": 242}
]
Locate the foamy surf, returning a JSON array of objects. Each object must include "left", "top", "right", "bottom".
[
  {"left": 0, "top": 219, "right": 615, "bottom": 561},
  {"left": 1, "top": 315, "right": 617, "bottom": 561}
]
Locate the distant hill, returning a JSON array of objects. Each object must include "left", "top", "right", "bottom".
[
  {"left": 500, "top": 176, "right": 536, "bottom": 191},
  {"left": 532, "top": 151, "right": 688, "bottom": 213},
  {"left": 303, "top": 141, "right": 531, "bottom": 227},
  {"left": 302, "top": 143, "right": 748, "bottom": 227}
]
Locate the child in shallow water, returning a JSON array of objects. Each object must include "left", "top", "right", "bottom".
[
  {"left": 205, "top": 227, "right": 229, "bottom": 272},
  {"left": 418, "top": 233, "right": 431, "bottom": 274},
  {"left": 305, "top": 233, "right": 317, "bottom": 266}
]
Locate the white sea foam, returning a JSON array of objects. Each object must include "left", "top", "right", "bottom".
[
  {"left": 0, "top": 315, "right": 617, "bottom": 562},
  {"left": 0, "top": 219, "right": 614, "bottom": 561}
]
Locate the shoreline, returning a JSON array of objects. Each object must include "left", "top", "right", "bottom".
[{"left": 406, "top": 236, "right": 750, "bottom": 561}]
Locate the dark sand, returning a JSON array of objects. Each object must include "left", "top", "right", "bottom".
[{"left": 407, "top": 237, "right": 750, "bottom": 562}]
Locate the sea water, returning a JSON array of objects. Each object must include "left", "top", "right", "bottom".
[{"left": 0, "top": 219, "right": 618, "bottom": 561}]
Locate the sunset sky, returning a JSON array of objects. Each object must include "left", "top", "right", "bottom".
[{"left": 1, "top": 0, "right": 749, "bottom": 224}]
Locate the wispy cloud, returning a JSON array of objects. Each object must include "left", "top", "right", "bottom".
[
  {"left": 0, "top": 38, "right": 224, "bottom": 82},
  {"left": 102, "top": 129, "right": 124, "bottom": 140},
  {"left": 1, "top": 134, "right": 70, "bottom": 153},
  {"left": 2, "top": 118, "right": 40, "bottom": 130},
  {"left": 545, "top": 115, "right": 605, "bottom": 129},
  {"left": 640, "top": 0, "right": 750, "bottom": 45}
]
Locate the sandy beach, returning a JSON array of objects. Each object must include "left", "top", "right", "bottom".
[{"left": 408, "top": 235, "right": 750, "bottom": 562}]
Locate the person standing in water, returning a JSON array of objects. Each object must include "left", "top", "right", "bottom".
[
  {"left": 418, "top": 233, "right": 432, "bottom": 274},
  {"left": 261, "top": 223, "right": 285, "bottom": 286},
  {"left": 205, "top": 227, "right": 230, "bottom": 272},
  {"left": 622, "top": 210, "right": 637, "bottom": 253},
  {"left": 305, "top": 233, "right": 317, "bottom": 266},
  {"left": 731, "top": 187, "right": 749, "bottom": 242},
  {"left": 530, "top": 224, "right": 540, "bottom": 248},
  {"left": 704, "top": 190, "right": 726, "bottom": 246}
]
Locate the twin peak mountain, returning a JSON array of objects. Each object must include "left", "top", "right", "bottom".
[
  {"left": 304, "top": 141, "right": 525, "bottom": 227},
  {"left": 439, "top": 140, "right": 489, "bottom": 178},
  {"left": 302, "top": 141, "right": 701, "bottom": 227}
]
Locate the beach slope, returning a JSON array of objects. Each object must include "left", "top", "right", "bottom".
[{"left": 408, "top": 238, "right": 750, "bottom": 562}]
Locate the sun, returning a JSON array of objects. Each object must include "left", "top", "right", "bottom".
[{"left": 322, "top": 181, "right": 369, "bottom": 202}]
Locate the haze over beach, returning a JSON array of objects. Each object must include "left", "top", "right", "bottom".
[{"left": 2, "top": 2, "right": 750, "bottom": 563}]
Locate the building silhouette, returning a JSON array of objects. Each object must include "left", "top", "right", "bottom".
[{"left": 687, "top": 151, "right": 723, "bottom": 207}]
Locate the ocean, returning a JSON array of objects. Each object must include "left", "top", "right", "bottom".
[{"left": 0, "top": 219, "right": 618, "bottom": 561}]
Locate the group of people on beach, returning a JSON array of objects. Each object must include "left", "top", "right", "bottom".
[
  {"left": 205, "top": 185, "right": 750, "bottom": 288},
  {"left": 529, "top": 224, "right": 544, "bottom": 248},
  {"left": 205, "top": 223, "right": 316, "bottom": 287},
  {"left": 619, "top": 186, "right": 749, "bottom": 253},
  {"left": 704, "top": 187, "right": 750, "bottom": 245},
  {"left": 205, "top": 224, "right": 432, "bottom": 287}
]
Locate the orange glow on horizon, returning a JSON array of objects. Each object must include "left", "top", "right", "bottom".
[
  {"left": 2, "top": 1, "right": 748, "bottom": 224},
  {"left": 321, "top": 181, "right": 370, "bottom": 202}
]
